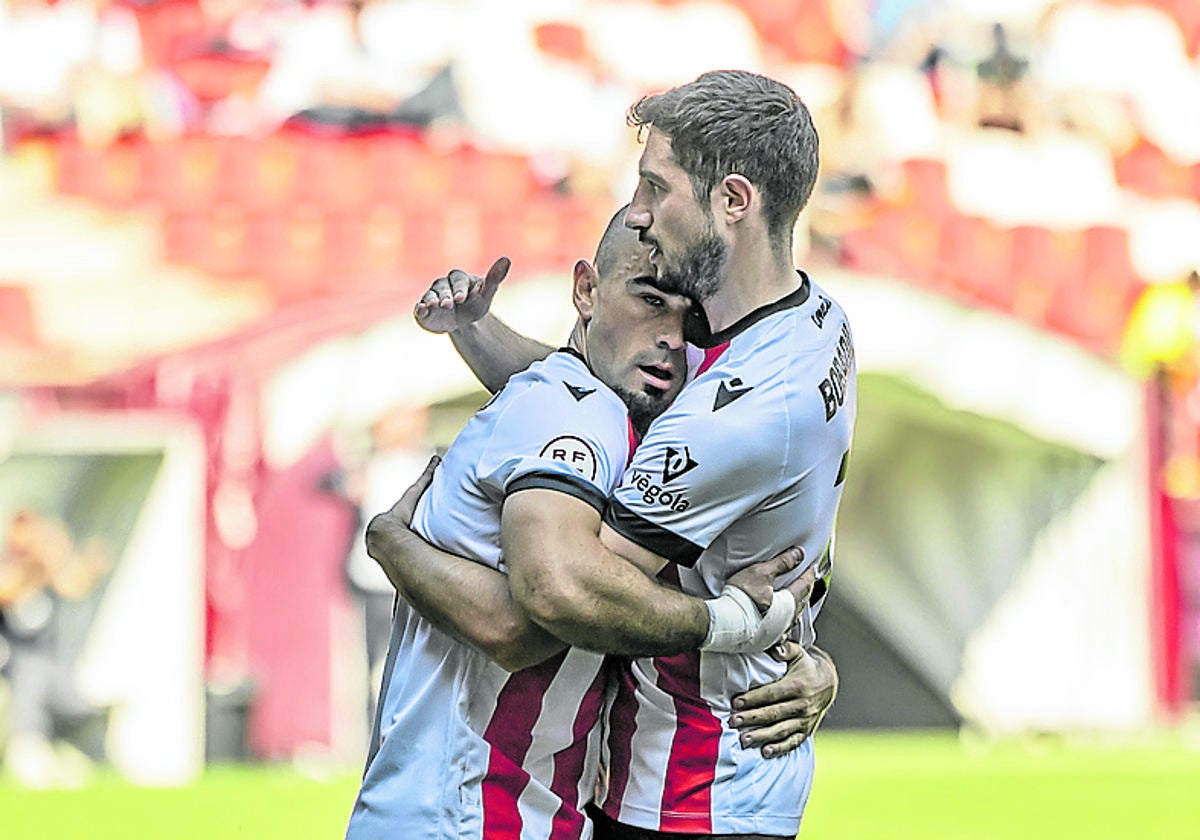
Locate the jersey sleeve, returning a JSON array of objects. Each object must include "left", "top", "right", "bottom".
[
  {"left": 605, "top": 378, "right": 804, "bottom": 566},
  {"left": 478, "top": 374, "right": 630, "bottom": 512}
]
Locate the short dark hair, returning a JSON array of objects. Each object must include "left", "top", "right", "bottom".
[
  {"left": 627, "top": 70, "right": 819, "bottom": 244},
  {"left": 593, "top": 204, "right": 634, "bottom": 279}
]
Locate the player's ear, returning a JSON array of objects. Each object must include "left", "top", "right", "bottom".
[
  {"left": 719, "top": 174, "right": 754, "bottom": 224},
  {"left": 572, "top": 260, "right": 598, "bottom": 322}
]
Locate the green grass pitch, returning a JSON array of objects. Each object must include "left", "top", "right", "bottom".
[{"left": 2, "top": 731, "right": 1197, "bottom": 839}]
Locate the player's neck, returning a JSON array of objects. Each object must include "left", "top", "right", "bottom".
[{"left": 701, "top": 240, "right": 799, "bottom": 334}]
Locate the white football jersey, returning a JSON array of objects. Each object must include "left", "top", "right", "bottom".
[
  {"left": 599, "top": 274, "right": 856, "bottom": 836},
  {"left": 347, "top": 350, "right": 631, "bottom": 840}
]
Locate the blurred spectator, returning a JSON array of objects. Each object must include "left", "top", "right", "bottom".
[
  {"left": 0, "top": 0, "right": 194, "bottom": 148},
  {"left": 256, "top": 0, "right": 461, "bottom": 134},
  {"left": 0, "top": 508, "right": 111, "bottom": 788},
  {"left": 336, "top": 406, "right": 432, "bottom": 731},
  {"left": 974, "top": 22, "right": 1030, "bottom": 132}
]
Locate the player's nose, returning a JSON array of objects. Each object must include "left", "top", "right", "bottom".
[{"left": 626, "top": 188, "right": 652, "bottom": 231}]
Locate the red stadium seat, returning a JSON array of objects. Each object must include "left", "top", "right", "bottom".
[
  {"left": 170, "top": 51, "right": 272, "bottom": 107},
  {"left": 900, "top": 158, "right": 951, "bottom": 220},
  {"left": 1114, "top": 139, "right": 1194, "bottom": 198},
  {"left": 144, "top": 135, "right": 222, "bottom": 210},
  {"left": 841, "top": 205, "right": 943, "bottom": 289},
  {"left": 290, "top": 135, "right": 373, "bottom": 211},
  {"left": 365, "top": 133, "right": 453, "bottom": 205},
  {"left": 0, "top": 285, "right": 38, "bottom": 346},
  {"left": 51, "top": 136, "right": 145, "bottom": 208},
  {"left": 245, "top": 205, "right": 329, "bottom": 301},
  {"left": 740, "top": 0, "right": 848, "bottom": 64},
  {"left": 213, "top": 135, "right": 298, "bottom": 210},
  {"left": 1010, "top": 225, "right": 1086, "bottom": 327},
  {"left": 937, "top": 213, "right": 1015, "bottom": 310},
  {"left": 448, "top": 146, "right": 540, "bottom": 208},
  {"left": 161, "top": 204, "right": 249, "bottom": 276},
  {"left": 1044, "top": 224, "right": 1146, "bottom": 354}
]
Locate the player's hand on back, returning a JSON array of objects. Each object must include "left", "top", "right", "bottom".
[
  {"left": 365, "top": 454, "right": 439, "bottom": 564},
  {"left": 728, "top": 642, "right": 838, "bottom": 758},
  {"left": 725, "top": 546, "right": 806, "bottom": 614},
  {"left": 414, "top": 257, "right": 510, "bottom": 334}
]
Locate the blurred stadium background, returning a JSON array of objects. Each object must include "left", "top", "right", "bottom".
[{"left": 2, "top": 0, "right": 1200, "bottom": 835}]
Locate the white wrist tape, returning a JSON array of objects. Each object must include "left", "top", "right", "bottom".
[{"left": 701, "top": 586, "right": 797, "bottom": 653}]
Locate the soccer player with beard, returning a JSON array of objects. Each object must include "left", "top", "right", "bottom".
[
  {"left": 348, "top": 208, "right": 815, "bottom": 840},
  {"left": 372, "top": 71, "right": 855, "bottom": 840}
]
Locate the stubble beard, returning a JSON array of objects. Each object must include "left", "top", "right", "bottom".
[
  {"left": 656, "top": 227, "right": 728, "bottom": 304},
  {"left": 615, "top": 386, "right": 670, "bottom": 438}
]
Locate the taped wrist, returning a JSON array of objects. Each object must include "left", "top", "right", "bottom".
[{"left": 701, "top": 587, "right": 796, "bottom": 653}]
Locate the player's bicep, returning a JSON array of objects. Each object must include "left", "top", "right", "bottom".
[{"left": 501, "top": 488, "right": 604, "bottom": 616}]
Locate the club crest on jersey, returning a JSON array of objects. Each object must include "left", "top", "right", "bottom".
[{"left": 539, "top": 435, "right": 598, "bottom": 480}]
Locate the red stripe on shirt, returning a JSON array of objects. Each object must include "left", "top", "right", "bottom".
[
  {"left": 653, "top": 563, "right": 720, "bottom": 832},
  {"left": 654, "top": 649, "right": 721, "bottom": 832},
  {"left": 696, "top": 342, "right": 730, "bottom": 375},
  {"left": 601, "top": 658, "right": 640, "bottom": 820},
  {"left": 482, "top": 650, "right": 568, "bottom": 837},
  {"left": 548, "top": 663, "right": 608, "bottom": 839}
]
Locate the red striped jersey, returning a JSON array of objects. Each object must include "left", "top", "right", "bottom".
[
  {"left": 347, "top": 350, "right": 631, "bottom": 840},
  {"left": 599, "top": 274, "right": 855, "bottom": 835}
]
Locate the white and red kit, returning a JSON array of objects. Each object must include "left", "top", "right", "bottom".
[
  {"left": 599, "top": 274, "right": 856, "bottom": 836},
  {"left": 347, "top": 350, "right": 631, "bottom": 840}
]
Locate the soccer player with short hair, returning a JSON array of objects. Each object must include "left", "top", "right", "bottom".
[
  {"left": 347, "top": 207, "right": 817, "bottom": 840},
  {"left": 374, "top": 70, "right": 856, "bottom": 840}
]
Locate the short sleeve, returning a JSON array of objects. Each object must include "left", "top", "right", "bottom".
[
  {"left": 477, "top": 366, "right": 631, "bottom": 511},
  {"left": 605, "top": 377, "right": 785, "bottom": 565}
]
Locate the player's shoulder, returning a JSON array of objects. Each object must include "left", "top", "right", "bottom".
[
  {"left": 647, "top": 278, "right": 853, "bottom": 445},
  {"left": 491, "top": 350, "right": 628, "bottom": 441}
]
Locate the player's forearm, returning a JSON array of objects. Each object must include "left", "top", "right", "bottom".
[
  {"left": 366, "top": 515, "right": 565, "bottom": 671},
  {"left": 507, "top": 534, "right": 709, "bottom": 656},
  {"left": 450, "top": 315, "right": 554, "bottom": 394}
]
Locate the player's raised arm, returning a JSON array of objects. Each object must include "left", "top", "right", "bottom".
[
  {"left": 414, "top": 257, "right": 555, "bottom": 393},
  {"left": 366, "top": 456, "right": 566, "bottom": 672}
]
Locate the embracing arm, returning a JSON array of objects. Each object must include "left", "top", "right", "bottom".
[
  {"left": 501, "top": 490, "right": 707, "bottom": 655},
  {"left": 414, "top": 257, "right": 554, "bottom": 393},
  {"left": 367, "top": 462, "right": 809, "bottom": 668},
  {"left": 364, "top": 458, "right": 565, "bottom": 672},
  {"left": 502, "top": 490, "right": 812, "bottom": 657}
]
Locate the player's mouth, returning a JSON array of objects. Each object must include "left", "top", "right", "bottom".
[
  {"left": 638, "top": 363, "right": 674, "bottom": 392},
  {"left": 640, "top": 233, "right": 660, "bottom": 264}
]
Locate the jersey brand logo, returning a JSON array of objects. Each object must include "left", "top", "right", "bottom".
[
  {"left": 563, "top": 382, "right": 596, "bottom": 401},
  {"left": 662, "top": 446, "right": 699, "bottom": 483},
  {"left": 713, "top": 378, "right": 752, "bottom": 411}
]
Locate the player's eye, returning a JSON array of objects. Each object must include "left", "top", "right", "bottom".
[{"left": 641, "top": 294, "right": 665, "bottom": 308}]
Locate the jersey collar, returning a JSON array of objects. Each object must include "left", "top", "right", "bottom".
[{"left": 691, "top": 271, "right": 812, "bottom": 348}]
